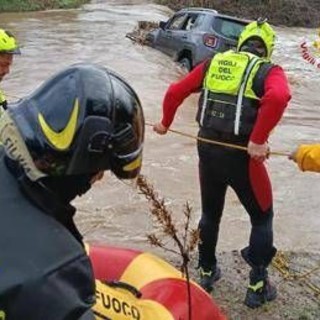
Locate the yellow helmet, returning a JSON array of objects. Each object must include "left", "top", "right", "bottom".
[
  {"left": 237, "top": 19, "right": 276, "bottom": 59},
  {"left": 0, "top": 28, "right": 20, "bottom": 54}
]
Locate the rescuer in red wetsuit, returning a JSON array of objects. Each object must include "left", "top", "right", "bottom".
[{"left": 154, "top": 19, "right": 291, "bottom": 308}]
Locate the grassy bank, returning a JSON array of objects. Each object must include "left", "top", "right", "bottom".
[
  {"left": 0, "top": 0, "right": 90, "bottom": 12},
  {"left": 155, "top": 0, "right": 319, "bottom": 28}
]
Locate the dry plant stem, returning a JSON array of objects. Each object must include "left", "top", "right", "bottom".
[
  {"left": 183, "top": 203, "right": 192, "bottom": 252},
  {"left": 137, "top": 174, "right": 200, "bottom": 320},
  {"left": 137, "top": 175, "right": 187, "bottom": 262}
]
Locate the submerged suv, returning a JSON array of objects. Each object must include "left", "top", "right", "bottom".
[{"left": 147, "top": 7, "right": 249, "bottom": 70}]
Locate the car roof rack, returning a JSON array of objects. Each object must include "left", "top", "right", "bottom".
[{"left": 179, "top": 7, "right": 218, "bottom": 14}]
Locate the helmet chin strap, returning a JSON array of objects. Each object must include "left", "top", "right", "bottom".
[{"left": 40, "top": 174, "right": 94, "bottom": 204}]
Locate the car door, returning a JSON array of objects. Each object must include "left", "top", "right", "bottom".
[
  {"left": 155, "top": 13, "right": 188, "bottom": 56},
  {"left": 169, "top": 13, "right": 201, "bottom": 58}
]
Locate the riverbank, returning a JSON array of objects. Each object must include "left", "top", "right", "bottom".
[
  {"left": 155, "top": 0, "right": 320, "bottom": 28},
  {"left": 172, "top": 250, "right": 320, "bottom": 320},
  {"left": 173, "top": 250, "right": 320, "bottom": 320},
  {"left": 0, "top": 0, "right": 90, "bottom": 12}
]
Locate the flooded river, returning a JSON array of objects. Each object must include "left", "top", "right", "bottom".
[{"left": 1, "top": 0, "right": 319, "bottom": 257}]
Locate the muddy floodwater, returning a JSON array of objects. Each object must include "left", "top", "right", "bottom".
[{"left": 1, "top": 0, "right": 319, "bottom": 259}]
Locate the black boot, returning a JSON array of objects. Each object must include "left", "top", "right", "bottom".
[
  {"left": 198, "top": 265, "right": 221, "bottom": 293},
  {"left": 244, "top": 267, "right": 277, "bottom": 308},
  {"left": 241, "top": 246, "right": 277, "bottom": 308}
]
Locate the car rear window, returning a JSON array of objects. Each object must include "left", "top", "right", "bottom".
[{"left": 213, "top": 18, "right": 247, "bottom": 40}]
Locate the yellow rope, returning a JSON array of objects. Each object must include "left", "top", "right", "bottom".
[
  {"left": 145, "top": 122, "right": 290, "bottom": 157},
  {"left": 272, "top": 251, "right": 320, "bottom": 296}
]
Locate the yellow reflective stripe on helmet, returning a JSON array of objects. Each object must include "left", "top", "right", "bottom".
[
  {"left": 38, "top": 98, "right": 79, "bottom": 151},
  {"left": 248, "top": 280, "right": 264, "bottom": 292},
  {"left": 123, "top": 155, "right": 142, "bottom": 172}
]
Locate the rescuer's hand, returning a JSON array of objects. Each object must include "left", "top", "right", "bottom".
[
  {"left": 153, "top": 122, "right": 168, "bottom": 135},
  {"left": 288, "top": 149, "right": 298, "bottom": 162},
  {"left": 247, "top": 141, "right": 269, "bottom": 162}
]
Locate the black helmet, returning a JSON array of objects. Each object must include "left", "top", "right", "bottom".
[{"left": 7, "top": 63, "right": 144, "bottom": 180}]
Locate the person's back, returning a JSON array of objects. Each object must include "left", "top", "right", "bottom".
[
  {"left": 0, "top": 63, "right": 144, "bottom": 319},
  {"left": 0, "top": 148, "right": 95, "bottom": 318}
]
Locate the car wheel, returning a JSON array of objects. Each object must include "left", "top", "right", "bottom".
[{"left": 178, "top": 57, "right": 192, "bottom": 71}]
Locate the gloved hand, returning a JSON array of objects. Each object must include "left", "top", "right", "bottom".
[
  {"left": 287, "top": 144, "right": 320, "bottom": 172},
  {"left": 153, "top": 122, "right": 168, "bottom": 135},
  {"left": 247, "top": 141, "right": 269, "bottom": 162}
]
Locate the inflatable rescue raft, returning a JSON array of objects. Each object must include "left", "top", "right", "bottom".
[{"left": 87, "top": 244, "right": 226, "bottom": 320}]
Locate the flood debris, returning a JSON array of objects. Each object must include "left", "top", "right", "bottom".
[{"left": 126, "top": 20, "right": 159, "bottom": 45}]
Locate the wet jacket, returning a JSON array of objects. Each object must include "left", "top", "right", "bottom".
[
  {"left": 0, "top": 148, "right": 96, "bottom": 320},
  {"left": 295, "top": 144, "right": 320, "bottom": 172},
  {"left": 161, "top": 59, "right": 291, "bottom": 145},
  {"left": 198, "top": 51, "right": 272, "bottom": 137}
]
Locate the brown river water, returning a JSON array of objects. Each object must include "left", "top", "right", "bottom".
[{"left": 1, "top": 0, "right": 319, "bottom": 258}]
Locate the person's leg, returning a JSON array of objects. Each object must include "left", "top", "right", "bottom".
[
  {"left": 197, "top": 147, "right": 228, "bottom": 292},
  {"left": 198, "top": 160, "right": 227, "bottom": 268},
  {"left": 231, "top": 156, "right": 277, "bottom": 308},
  {"left": 241, "top": 214, "right": 277, "bottom": 308}
]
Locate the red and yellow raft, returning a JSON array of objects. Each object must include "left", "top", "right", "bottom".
[{"left": 87, "top": 244, "right": 226, "bottom": 320}]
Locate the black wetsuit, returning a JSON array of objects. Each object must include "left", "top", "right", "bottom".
[
  {"left": 0, "top": 148, "right": 95, "bottom": 320},
  {"left": 197, "top": 129, "right": 275, "bottom": 270}
]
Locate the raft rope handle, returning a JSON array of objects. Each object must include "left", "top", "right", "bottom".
[
  {"left": 106, "top": 280, "right": 142, "bottom": 298},
  {"left": 146, "top": 122, "right": 290, "bottom": 157}
]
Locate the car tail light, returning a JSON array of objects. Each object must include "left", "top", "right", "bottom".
[{"left": 203, "top": 34, "right": 217, "bottom": 48}]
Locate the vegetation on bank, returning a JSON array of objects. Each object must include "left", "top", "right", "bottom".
[
  {"left": 0, "top": 0, "right": 90, "bottom": 12},
  {"left": 155, "top": 0, "right": 320, "bottom": 28}
]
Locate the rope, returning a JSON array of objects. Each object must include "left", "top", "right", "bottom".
[
  {"left": 272, "top": 251, "right": 320, "bottom": 296},
  {"left": 1, "top": 95, "right": 291, "bottom": 158},
  {"left": 145, "top": 122, "right": 290, "bottom": 157}
]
